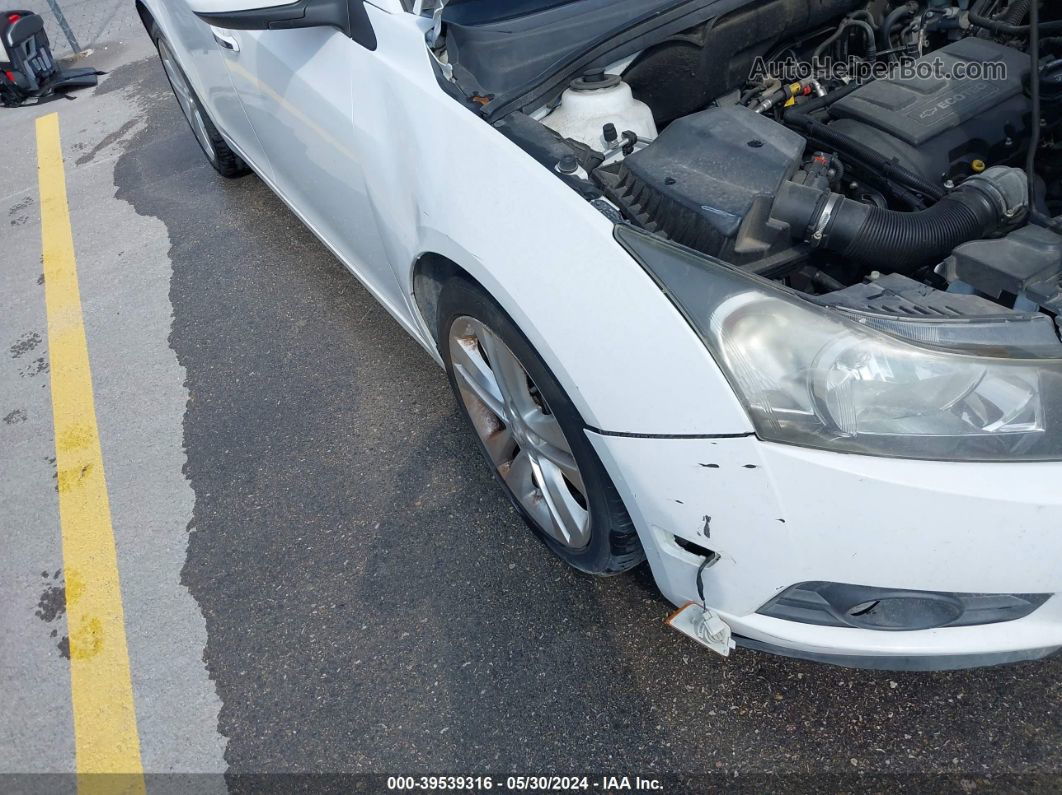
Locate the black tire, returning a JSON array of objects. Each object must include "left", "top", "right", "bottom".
[
  {"left": 151, "top": 24, "right": 249, "bottom": 179},
  {"left": 438, "top": 277, "right": 645, "bottom": 575}
]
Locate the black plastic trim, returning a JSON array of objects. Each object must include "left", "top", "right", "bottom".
[
  {"left": 195, "top": 0, "right": 376, "bottom": 50},
  {"left": 758, "top": 581, "right": 1051, "bottom": 631}
]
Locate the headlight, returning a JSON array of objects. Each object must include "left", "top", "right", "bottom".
[{"left": 618, "top": 225, "right": 1062, "bottom": 461}]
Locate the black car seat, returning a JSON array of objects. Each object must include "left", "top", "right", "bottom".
[{"left": 1, "top": 10, "right": 99, "bottom": 106}]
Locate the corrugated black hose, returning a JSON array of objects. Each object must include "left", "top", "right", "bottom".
[
  {"left": 1003, "top": 0, "right": 1031, "bottom": 25},
  {"left": 826, "top": 193, "right": 997, "bottom": 271},
  {"left": 772, "top": 171, "right": 1024, "bottom": 273}
]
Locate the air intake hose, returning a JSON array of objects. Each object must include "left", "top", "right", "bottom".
[
  {"left": 771, "top": 167, "right": 1028, "bottom": 273},
  {"left": 1002, "top": 0, "right": 1031, "bottom": 25}
]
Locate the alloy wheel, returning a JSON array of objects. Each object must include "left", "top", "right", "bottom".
[{"left": 448, "top": 316, "right": 591, "bottom": 549}]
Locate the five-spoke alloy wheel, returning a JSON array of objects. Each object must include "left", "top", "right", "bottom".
[
  {"left": 449, "top": 316, "right": 591, "bottom": 549},
  {"left": 439, "top": 277, "right": 644, "bottom": 575}
]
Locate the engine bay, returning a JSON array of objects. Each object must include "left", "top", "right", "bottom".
[{"left": 430, "top": 0, "right": 1062, "bottom": 351}]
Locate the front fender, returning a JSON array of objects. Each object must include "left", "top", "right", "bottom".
[
  {"left": 357, "top": 9, "right": 752, "bottom": 436},
  {"left": 411, "top": 223, "right": 752, "bottom": 436}
]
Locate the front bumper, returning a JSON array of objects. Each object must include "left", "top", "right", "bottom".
[{"left": 588, "top": 431, "right": 1062, "bottom": 670}]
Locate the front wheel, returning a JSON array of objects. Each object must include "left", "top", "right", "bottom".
[
  {"left": 438, "top": 278, "right": 644, "bottom": 575},
  {"left": 153, "top": 26, "right": 249, "bottom": 178}
]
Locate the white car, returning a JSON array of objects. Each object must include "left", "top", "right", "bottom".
[{"left": 138, "top": 0, "right": 1062, "bottom": 670}]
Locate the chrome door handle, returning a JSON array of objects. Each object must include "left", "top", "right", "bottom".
[{"left": 210, "top": 26, "right": 240, "bottom": 52}]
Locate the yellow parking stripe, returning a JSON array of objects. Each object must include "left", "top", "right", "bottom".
[{"left": 36, "top": 112, "right": 145, "bottom": 793}]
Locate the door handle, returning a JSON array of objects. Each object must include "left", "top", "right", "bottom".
[{"left": 210, "top": 26, "right": 240, "bottom": 52}]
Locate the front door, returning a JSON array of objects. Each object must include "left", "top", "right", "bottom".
[{"left": 210, "top": 24, "right": 408, "bottom": 318}]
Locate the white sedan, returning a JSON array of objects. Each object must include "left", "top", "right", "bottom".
[{"left": 137, "top": 0, "right": 1062, "bottom": 670}]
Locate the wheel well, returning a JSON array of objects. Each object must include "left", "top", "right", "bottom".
[
  {"left": 412, "top": 252, "right": 478, "bottom": 346},
  {"left": 134, "top": 1, "right": 155, "bottom": 35}
]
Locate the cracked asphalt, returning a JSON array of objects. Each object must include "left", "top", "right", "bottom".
[{"left": 0, "top": 7, "right": 1060, "bottom": 791}]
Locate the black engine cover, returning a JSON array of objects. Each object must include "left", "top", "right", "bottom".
[{"left": 828, "top": 38, "right": 1031, "bottom": 184}]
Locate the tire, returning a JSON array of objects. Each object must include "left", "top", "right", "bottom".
[
  {"left": 438, "top": 277, "right": 645, "bottom": 575},
  {"left": 152, "top": 25, "right": 249, "bottom": 178}
]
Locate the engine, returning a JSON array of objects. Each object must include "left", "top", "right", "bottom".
[
  {"left": 512, "top": 0, "right": 1062, "bottom": 333},
  {"left": 827, "top": 37, "right": 1032, "bottom": 185}
]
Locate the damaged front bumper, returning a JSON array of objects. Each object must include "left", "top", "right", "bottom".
[{"left": 588, "top": 430, "right": 1062, "bottom": 670}]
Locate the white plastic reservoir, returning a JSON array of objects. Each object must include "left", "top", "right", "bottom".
[{"left": 542, "top": 73, "right": 658, "bottom": 152}]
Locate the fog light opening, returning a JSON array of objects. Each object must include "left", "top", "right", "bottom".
[{"left": 757, "top": 582, "right": 1052, "bottom": 631}]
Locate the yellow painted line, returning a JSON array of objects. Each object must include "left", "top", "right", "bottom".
[{"left": 36, "top": 112, "right": 146, "bottom": 794}]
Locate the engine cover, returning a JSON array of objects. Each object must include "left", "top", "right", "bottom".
[{"left": 827, "top": 38, "right": 1031, "bottom": 184}]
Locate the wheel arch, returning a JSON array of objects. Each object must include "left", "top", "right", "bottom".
[
  {"left": 411, "top": 251, "right": 469, "bottom": 352},
  {"left": 410, "top": 249, "right": 607, "bottom": 429}
]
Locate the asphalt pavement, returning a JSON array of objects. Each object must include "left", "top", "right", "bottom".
[{"left": 1, "top": 6, "right": 1060, "bottom": 791}]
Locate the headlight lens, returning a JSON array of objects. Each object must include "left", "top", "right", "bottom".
[{"left": 618, "top": 226, "right": 1062, "bottom": 461}]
